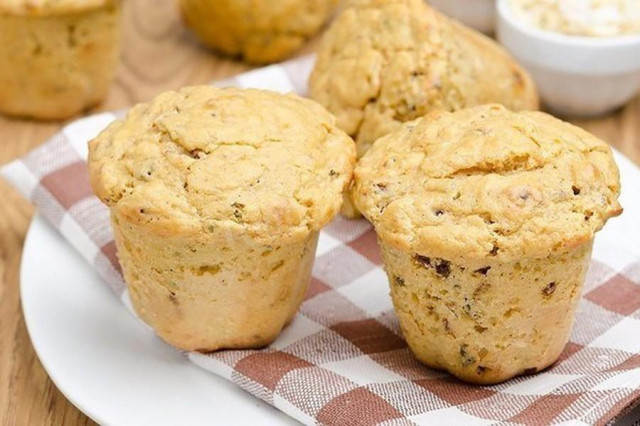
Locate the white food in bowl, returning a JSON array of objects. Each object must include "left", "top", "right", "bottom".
[
  {"left": 497, "top": 0, "right": 640, "bottom": 117},
  {"left": 429, "top": 0, "right": 496, "bottom": 34},
  {"left": 509, "top": 0, "right": 640, "bottom": 37}
]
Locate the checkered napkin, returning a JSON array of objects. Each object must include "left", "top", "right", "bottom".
[{"left": 3, "top": 56, "right": 640, "bottom": 425}]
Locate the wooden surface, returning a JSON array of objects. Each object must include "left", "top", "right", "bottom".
[{"left": 0, "top": 1, "right": 639, "bottom": 424}]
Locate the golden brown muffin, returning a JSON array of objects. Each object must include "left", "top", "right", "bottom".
[
  {"left": 310, "top": 0, "right": 539, "bottom": 154},
  {"left": 353, "top": 104, "right": 621, "bottom": 384},
  {"left": 89, "top": 86, "right": 356, "bottom": 352},
  {"left": 310, "top": 0, "right": 539, "bottom": 218},
  {"left": 0, "top": 0, "right": 121, "bottom": 120},
  {"left": 179, "top": 0, "right": 339, "bottom": 64}
]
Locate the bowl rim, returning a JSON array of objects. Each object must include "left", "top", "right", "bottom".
[{"left": 497, "top": 0, "right": 640, "bottom": 47}]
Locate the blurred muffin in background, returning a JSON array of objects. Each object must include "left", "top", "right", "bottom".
[
  {"left": 309, "top": 0, "right": 538, "bottom": 217},
  {"left": 0, "top": 0, "right": 122, "bottom": 120},
  {"left": 179, "top": 0, "right": 339, "bottom": 64}
]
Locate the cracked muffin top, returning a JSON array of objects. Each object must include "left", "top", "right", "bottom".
[
  {"left": 309, "top": 0, "right": 539, "bottom": 158},
  {"left": 89, "top": 86, "right": 356, "bottom": 245},
  {"left": 0, "top": 0, "right": 114, "bottom": 16},
  {"left": 353, "top": 104, "right": 622, "bottom": 262}
]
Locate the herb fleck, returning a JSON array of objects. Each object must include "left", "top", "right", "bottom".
[
  {"left": 374, "top": 182, "right": 387, "bottom": 190},
  {"left": 542, "top": 282, "right": 557, "bottom": 297},
  {"left": 394, "top": 276, "right": 405, "bottom": 287},
  {"left": 474, "top": 266, "right": 491, "bottom": 275},
  {"left": 413, "top": 254, "right": 431, "bottom": 268},
  {"left": 460, "top": 344, "right": 476, "bottom": 366},
  {"left": 168, "top": 291, "right": 178, "bottom": 306},
  {"left": 435, "top": 259, "right": 451, "bottom": 278},
  {"left": 231, "top": 202, "right": 245, "bottom": 221}
]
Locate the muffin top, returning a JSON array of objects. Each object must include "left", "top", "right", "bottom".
[
  {"left": 89, "top": 86, "right": 356, "bottom": 245},
  {"left": 309, "top": 0, "right": 539, "bottom": 157},
  {"left": 0, "top": 0, "right": 113, "bottom": 16},
  {"left": 353, "top": 104, "right": 622, "bottom": 262}
]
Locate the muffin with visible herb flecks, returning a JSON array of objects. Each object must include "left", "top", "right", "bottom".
[
  {"left": 353, "top": 104, "right": 622, "bottom": 384},
  {"left": 309, "top": 0, "right": 539, "bottom": 217},
  {"left": 89, "top": 86, "right": 355, "bottom": 351}
]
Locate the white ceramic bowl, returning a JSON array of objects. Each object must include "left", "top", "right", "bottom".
[
  {"left": 497, "top": 0, "right": 640, "bottom": 117},
  {"left": 429, "top": 0, "right": 496, "bottom": 34}
]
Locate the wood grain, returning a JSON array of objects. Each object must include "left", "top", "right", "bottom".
[{"left": 0, "top": 0, "right": 638, "bottom": 424}]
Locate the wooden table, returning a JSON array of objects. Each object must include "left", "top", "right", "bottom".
[{"left": 0, "top": 1, "right": 639, "bottom": 424}]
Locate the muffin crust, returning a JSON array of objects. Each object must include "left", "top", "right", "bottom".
[
  {"left": 310, "top": 0, "right": 539, "bottom": 157},
  {"left": 89, "top": 86, "right": 356, "bottom": 351},
  {"left": 354, "top": 104, "right": 621, "bottom": 262},
  {"left": 353, "top": 104, "right": 621, "bottom": 384},
  {"left": 91, "top": 86, "right": 355, "bottom": 245}
]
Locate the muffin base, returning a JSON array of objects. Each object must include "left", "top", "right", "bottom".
[
  {"left": 339, "top": 190, "right": 362, "bottom": 219},
  {"left": 380, "top": 240, "right": 593, "bottom": 384},
  {"left": 112, "top": 213, "right": 318, "bottom": 352},
  {"left": 0, "top": 3, "right": 121, "bottom": 120}
]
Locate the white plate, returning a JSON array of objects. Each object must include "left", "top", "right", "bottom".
[
  {"left": 20, "top": 151, "right": 640, "bottom": 425},
  {"left": 20, "top": 216, "right": 297, "bottom": 425}
]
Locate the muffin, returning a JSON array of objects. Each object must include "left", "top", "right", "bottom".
[
  {"left": 353, "top": 104, "right": 622, "bottom": 384},
  {"left": 89, "top": 86, "right": 355, "bottom": 351},
  {"left": 310, "top": 0, "right": 538, "bottom": 216},
  {"left": 179, "top": 0, "right": 339, "bottom": 64},
  {"left": 0, "top": 0, "right": 121, "bottom": 120}
]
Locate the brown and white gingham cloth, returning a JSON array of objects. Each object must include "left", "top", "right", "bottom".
[{"left": 3, "top": 56, "right": 640, "bottom": 425}]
